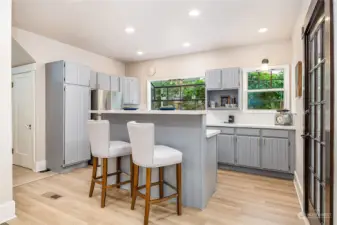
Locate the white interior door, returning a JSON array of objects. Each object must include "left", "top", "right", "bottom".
[{"left": 12, "top": 71, "right": 34, "bottom": 169}]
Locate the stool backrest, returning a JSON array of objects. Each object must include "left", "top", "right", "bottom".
[
  {"left": 87, "top": 120, "right": 110, "bottom": 158},
  {"left": 127, "top": 121, "right": 154, "bottom": 166}
]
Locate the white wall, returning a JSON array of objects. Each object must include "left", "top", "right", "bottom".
[
  {"left": 126, "top": 40, "right": 293, "bottom": 125},
  {"left": 0, "top": 0, "right": 15, "bottom": 223},
  {"left": 291, "top": 0, "right": 311, "bottom": 212},
  {"left": 12, "top": 27, "right": 125, "bottom": 170}
]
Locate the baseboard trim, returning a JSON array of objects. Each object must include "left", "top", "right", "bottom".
[
  {"left": 0, "top": 200, "right": 16, "bottom": 224},
  {"left": 294, "top": 171, "right": 304, "bottom": 212},
  {"left": 34, "top": 160, "right": 47, "bottom": 172}
]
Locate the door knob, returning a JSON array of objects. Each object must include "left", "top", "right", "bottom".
[{"left": 25, "top": 124, "right": 32, "bottom": 130}]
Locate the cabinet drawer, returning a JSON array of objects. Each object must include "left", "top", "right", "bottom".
[
  {"left": 221, "top": 127, "right": 235, "bottom": 134},
  {"left": 236, "top": 128, "right": 260, "bottom": 136},
  {"left": 262, "top": 129, "right": 289, "bottom": 138}
]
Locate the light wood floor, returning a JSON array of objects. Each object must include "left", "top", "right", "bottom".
[
  {"left": 8, "top": 167, "right": 305, "bottom": 225},
  {"left": 13, "top": 165, "right": 56, "bottom": 187}
]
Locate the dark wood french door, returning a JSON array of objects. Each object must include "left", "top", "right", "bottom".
[{"left": 303, "top": 0, "right": 334, "bottom": 225}]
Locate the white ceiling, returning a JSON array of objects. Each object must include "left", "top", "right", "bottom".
[{"left": 13, "top": 0, "right": 302, "bottom": 62}]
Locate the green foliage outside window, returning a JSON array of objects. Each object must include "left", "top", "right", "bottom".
[
  {"left": 151, "top": 78, "right": 205, "bottom": 110},
  {"left": 247, "top": 70, "right": 285, "bottom": 110}
]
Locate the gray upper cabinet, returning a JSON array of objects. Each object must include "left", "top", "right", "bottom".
[
  {"left": 236, "top": 136, "right": 260, "bottom": 168},
  {"left": 206, "top": 69, "right": 222, "bottom": 89},
  {"left": 121, "top": 77, "right": 140, "bottom": 105},
  {"left": 90, "top": 71, "right": 97, "bottom": 89},
  {"left": 218, "top": 134, "right": 235, "bottom": 164},
  {"left": 110, "top": 75, "right": 120, "bottom": 92},
  {"left": 97, "top": 73, "right": 111, "bottom": 90},
  {"left": 64, "top": 62, "right": 90, "bottom": 86},
  {"left": 206, "top": 67, "right": 241, "bottom": 90},
  {"left": 261, "top": 138, "right": 289, "bottom": 172},
  {"left": 222, "top": 68, "right": 241, "bottom": 89}
]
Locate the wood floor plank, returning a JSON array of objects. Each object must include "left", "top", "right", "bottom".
[{"left": 8, "top": 167, "right": 305, "bottom": 225}]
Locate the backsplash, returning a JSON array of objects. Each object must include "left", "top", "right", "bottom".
[{"left": 207, "top": 110, "right": 297, "bottom": 126}]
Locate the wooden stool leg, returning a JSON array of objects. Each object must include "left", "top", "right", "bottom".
[
  {"left": 116, "top": 156, "right": 121, "bottom": 188},
  {"left": 144, "top": 168, "right": 152, "bottom": 225},
  {"left": 89, "top": 157, "right": 98, "bottom": 197},
  {"left": 101, "top": 158, "right": 108, "bottom": 208},
  {"left": 159, "top": 167, "right": 164, "bottom": 198},
  {"left": 131, "top": 164, "right": 139, "bottom": 210},
  {"left": 130, "top": 155, "right": 134, "bottom": 197},
  {"left": 176, "top": 163, "right": 182, "bottom": 215}
]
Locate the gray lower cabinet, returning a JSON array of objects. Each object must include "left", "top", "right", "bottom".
[
  {"left": 261, "top": 137, "right": 289, "bottom": 172},
  {"left": 218, "top": 134, "right": 235, "bottom": 164},
  {"left": 236, "top": 136, "right": 260, "bottom": 168}
]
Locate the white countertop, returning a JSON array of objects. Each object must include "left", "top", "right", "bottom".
[
  {"left": 90, "top": 109, "right": 206, "bottom": 115},
  {"left": 206, "top": 129, "right": 221, "bottom": 138},
  {"left": 207, "top": 122, "right": 296, "bottom": 130}
]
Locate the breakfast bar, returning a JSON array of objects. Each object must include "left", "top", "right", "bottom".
[{"left": 90, "top": 110, "right": 216, "bottom": 209}]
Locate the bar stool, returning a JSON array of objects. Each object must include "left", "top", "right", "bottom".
[
  {"left": 127, "top": 121, "right": 182, "bottom": 225},
  {"left": 87, "top": 120, "right": 133, "bottom": 208}
]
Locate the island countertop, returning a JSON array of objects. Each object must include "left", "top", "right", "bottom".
[{"left": 90, "top": 109, "right": 206, "bottom": 115}]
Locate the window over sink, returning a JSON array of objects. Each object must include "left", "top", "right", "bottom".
[
  {"left": 150, "top": 77, "right": 205, "bottom": 110},
  {"left": 243, "top": 65, "right": 290, "bottom": 111}
]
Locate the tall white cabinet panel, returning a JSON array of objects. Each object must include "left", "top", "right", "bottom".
[
  {"left": 46, "top": 60, "right": 90, "bottom": 173},
  {"left": 78, "top": 86, "right": 90, "bottom": 161},
  {"left": 64, "top": 85, "right": 80, "bottom": 165},
  {"left": 110, "top": 76, "right": 120, "bottom": 92},
  {"left": 261, "top": 138, "right": 289, "bottom": 172},
  {"left": 206, "top": 69, "right": 222, "bottom": 89},
  {"left": 97, "top": 73, "right": 111, "bottom": 90}
]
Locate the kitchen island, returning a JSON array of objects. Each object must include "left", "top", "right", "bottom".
[{"left": 90, "top": 110, "right": 215, "bottom": 209}]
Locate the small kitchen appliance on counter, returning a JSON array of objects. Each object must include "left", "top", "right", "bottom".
[
  {"left": 228, "top": 115, "right": 235, "bottom": 123},
  {"left": 275, "top": 109, "right": 293, "bottom": 125}
]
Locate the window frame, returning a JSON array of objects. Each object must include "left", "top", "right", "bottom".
[
  {"left": 242, "top": 65, "right": 290, "bottom": 113},
  {"left": 147, "top": 77, "right": 206, "bottom": 110}
]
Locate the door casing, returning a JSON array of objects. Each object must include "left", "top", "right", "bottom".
[{"left": 12, "top": 63, "right": 36, "bottom": 171}]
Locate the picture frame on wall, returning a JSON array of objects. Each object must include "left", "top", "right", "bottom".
[{"left": 295, "top": 61, "right": 303, "bottom": 97}]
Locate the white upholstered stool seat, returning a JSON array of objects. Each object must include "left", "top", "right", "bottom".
[
  {"left": 108, "top": 141, "right": 132, "bottom": 158},
  {"left": 152, "top": 145, "right": 182, "bottom": 168}
]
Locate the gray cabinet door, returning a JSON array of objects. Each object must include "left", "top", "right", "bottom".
[
  {"left": 64, "top": 62, "right": 90, "bottom": 86},
  {"left": 78, "top": 86, "right": 91, "bottom": 162},
  {"left": 78, "top": 65, "right": 91, "bottom": 86},
  {"left": 218, "top": 134, "right": 235, "bottom": 164},
  {"left": 236, "top": 136, "right": 260, "bottom": 168},
  {"left": 90, "top": 71, "right": 97, "bottom": 89},
  {"left": 206, "top": 69, "right": 222, "bottom": 89},
  {"left": 222, "top": 68, "right": 240, "bottom": 89},
  {"left": 64, "top": 84, "right": 79, "bottom": 165},
  {"left": 64, "top": 62, "right": 79, "bottom": 85},
  {"left": 110, "top": 76, "right": 120, "bottom": 92},
  {"left": 261, "top": 138, "right": 289, "bottom": 172},
  {"left": 97, "top": 73, "right": 110, "bottom": 90},
  {"left": 129, "top": 77, "right": 140, "bottom": 104}
]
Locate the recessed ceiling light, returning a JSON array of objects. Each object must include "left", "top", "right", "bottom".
[
  {"left": 189, "top": 9, "right": 200, "bottom": 17},
  {"left": 182, "top": 42, "right": 191, "bottom": 47},
  {"left": 125, "top": 27, "right": 135, "bottom": 34},
  {"left": 137, "top": 51, "right": 143, "bottom": 55},
  {"left": 258, "top": 28, "right": 268, "bottom": 33}
]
